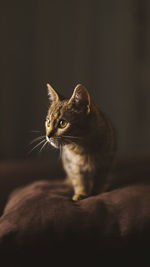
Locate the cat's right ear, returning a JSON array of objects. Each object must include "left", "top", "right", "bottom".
[
  {"left": 47, "top": 83, "right": 59, "bottom": 103},
  {"left": 69, "top": 84, "right": 91, "bottom": 113}
]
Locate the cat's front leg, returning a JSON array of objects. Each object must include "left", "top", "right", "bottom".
[
  {"left": 71, "top": 175, "right": 94, "bottom": 201},
  {"left": 63, "top": 176, "right": 72, "bottom": 185},
  {"left": 63, "top": 176, "right": 89, "bottom": 200},
  {"left": 72, "top": 193, "right": 87, "bottom": 201}
]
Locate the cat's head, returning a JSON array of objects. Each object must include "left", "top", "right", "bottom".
[{"left": 45, "top": 83, "right": 91, "bottom": 148}]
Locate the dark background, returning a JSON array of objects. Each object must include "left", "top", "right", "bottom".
[{"left": 0, "top": 0, "right": 150, "bottom": 160}]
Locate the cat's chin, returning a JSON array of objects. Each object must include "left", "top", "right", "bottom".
[
  {"left": 50, "top": 141, "right": 59, "bottom": 149},
  {"left": 47, "top": 137, "right": 60, "bottom": 149}
]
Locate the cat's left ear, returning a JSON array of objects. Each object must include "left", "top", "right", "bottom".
[
  {"left": 69, "top": 84, "right": 91, "bottom": 113},
  {"left": 47, "top": 83, "right": 59, "bottom": 103}
]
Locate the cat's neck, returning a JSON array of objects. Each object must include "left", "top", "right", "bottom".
[
  {"left": 62, "top": 138, "right": 101, "bottom": 156},
  {"left": 62, "top": 143, "right": 85, "bottom": 155}
]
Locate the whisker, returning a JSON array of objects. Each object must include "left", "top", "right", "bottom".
[
  {"left": 28, "top": 139, "right": 46, "bottom": 154},
  {"left": 29, "top": 135, "right": 45, "bottom": 145},
  {"left": 39, "top": 140, "right": 48, "bottom": 153},
  {"left": 62, "top": 135, "right": 82, "bottom": 140},
  {"left": 59, "top": 144, "right": 62, "bottom": 159},
  {"left": 28, "top": 130, "right": 42, "bottom": 134}
]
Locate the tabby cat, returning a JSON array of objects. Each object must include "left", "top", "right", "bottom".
[{"left": 45, "top": 83, "right": 116, "bottom": 200}]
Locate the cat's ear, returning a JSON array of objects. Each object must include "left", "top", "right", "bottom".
[
  {"left": 47, "top": 83, "right": 59, "bottom": 103},
  {"left": 69, "top": 84, "right": 90, "bottom": 113}
]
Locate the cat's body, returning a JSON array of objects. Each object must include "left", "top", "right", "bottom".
[{"left": 46, "top": 84, "right": 116, "bottom": 200}]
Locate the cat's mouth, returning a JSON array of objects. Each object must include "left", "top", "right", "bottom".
[
  {"left": 46, "top": 136, "right": 61, "bottom": 149},
  {"left": 46, "top": 135, "right": 81, "bottom": 149}
]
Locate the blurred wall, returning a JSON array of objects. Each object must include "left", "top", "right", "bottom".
[{"left": 0, "top": 0, "right": 150, "bottom": 160}]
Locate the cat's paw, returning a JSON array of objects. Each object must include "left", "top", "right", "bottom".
[{"left": 72, "top": 194, "right": 88, "bottom": 201}]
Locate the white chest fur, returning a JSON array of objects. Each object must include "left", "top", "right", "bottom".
[{"left": 62, "top": 145, "right": 95, "bottom": 178}]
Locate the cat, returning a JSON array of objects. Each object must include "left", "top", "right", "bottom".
[{"left": 45, "top": 83, "right": 116, "bottom": 200}]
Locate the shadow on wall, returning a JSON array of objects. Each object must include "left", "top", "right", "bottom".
[{"left": 0, "top": 0, "right": 150, "bottom": 160}]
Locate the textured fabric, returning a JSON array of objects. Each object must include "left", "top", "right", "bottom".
[
  {"left": 0, "top": 183, "right": 150, "bottom": 265},
  {"left": 0, "top": 158, "right": 150, "bottom": 266}
]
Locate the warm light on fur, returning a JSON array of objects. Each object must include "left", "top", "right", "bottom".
[{"left": 46, "top": 84, "right": 116, "bottom": 200}]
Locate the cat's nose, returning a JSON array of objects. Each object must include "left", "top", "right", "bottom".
[{"left": 47, "top": 130, "right": 54, "bottom": 138}]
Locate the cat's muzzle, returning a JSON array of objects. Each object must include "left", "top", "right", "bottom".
[{"left": 46, "top": 136, "right": 60, "bottom": 149}]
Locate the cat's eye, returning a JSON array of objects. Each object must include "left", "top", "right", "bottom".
[
  {"left": 47, "top": 119, "right": 51, "bottom": 127},
  {"left": 58, "top": 120, "right": 68, "bottom": 129}
]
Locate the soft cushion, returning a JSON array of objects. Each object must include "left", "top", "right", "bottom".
[{"left": 0, "top": 177, "right": 150, "bottom": 266}]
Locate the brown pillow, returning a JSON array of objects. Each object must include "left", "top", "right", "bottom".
[{"left": 0, "top": 180, "right": 150, "bottom": 266}]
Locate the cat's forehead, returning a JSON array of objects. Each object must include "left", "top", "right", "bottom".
[{"left": 48, "top": 100, "right": 69, "bottom": 118}]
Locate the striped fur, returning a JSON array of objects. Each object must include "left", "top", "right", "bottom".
[{"left": 46, "top": 84, "right": 116, "bottom": 200}]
